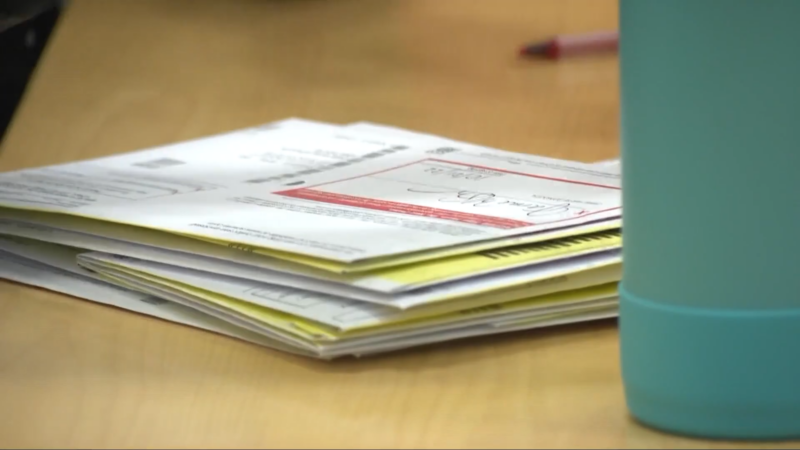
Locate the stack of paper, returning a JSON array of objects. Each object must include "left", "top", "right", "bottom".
[{"left": 0, "top": 118, "right": 621, "bottom": 359}]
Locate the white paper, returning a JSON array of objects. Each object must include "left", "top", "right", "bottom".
[
  {"left": 77, "top": 245, "right": 620, "bottom": 311},
  {"left": 81, "top": 255, "right": 618, "bottom": 355},
  {"left": 0, "top": 118, "right": 417, "bottom": 209},
  {"left": 0, "top": 207, "right": 618, "bottom": 282},
  {"left": 346, "top": 121, "right": 620, "bottom": 171},
  {"left": 0, "top": 118, "right": 620, "bottom": 263},
  {"left": 342, "top": 306, "right": 617, "bottom": 358},
  {"left": 0, "top": 234, "right": 95, "bottom": 278},
  {"left": 95, "top": 268, "right": 322, "bottom": 354},
  {"left": 0, "top": 118, "right": 623, "bottom": 359},
  {"left": 0, "top": 217, "right": 619, "bottom": 307},
  {"left": 77, "top": 250, "right": 618, "bottom": 330},
  {"left": 0, "top": 250, "right": 305, "bottom": 354},
  {"left": 0, "top": 235, "right": 618, "bottom": 359},
  {"left": 594, "top": 158, "right": 620, "bottom": 168}
]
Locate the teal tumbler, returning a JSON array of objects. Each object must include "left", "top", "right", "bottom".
[{"left": 619, "top": 0, "right": 800, "bottom": 440}]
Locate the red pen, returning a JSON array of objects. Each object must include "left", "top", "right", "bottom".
[{"left": 519, "top": 31, "right": 619, "bottom": 59}]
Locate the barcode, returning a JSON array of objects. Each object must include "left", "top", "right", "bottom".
[
  {"left": 425, "top": 147, "right": 459, "bottom": 155},
  {"left": 139, "top": 296, "right": 169, "bottom": 305},
  {"left": 477, "top": 230, "right": 621, "bottom": 260},
  {"left": 133, "top": 158, "right": 186, "bottom": 169}
]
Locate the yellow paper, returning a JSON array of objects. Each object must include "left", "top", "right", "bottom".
[
  {"left": 0, "top": 207, "right": 619, "bottom": 297},
  {"left": 190, "top": 220, "right": 621, "bottom": 274},
  {"left": 84, "top": 257, "right": 617, "bottom": 342},
  {"left": 81, "top": 248, "right": 620, "bottom": 328}
]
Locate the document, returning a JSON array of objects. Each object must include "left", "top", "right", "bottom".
[
  {"left": 77, "top": 249, "right": 619, "bottom": 329},
  {"left": 347, "top": 121, "right": 621, "bottom": 171},
  {"left": 343, "top": 306, "right": 617, "bottom": 358},
  {"left": 0, "top": 243, "right": 307, "bottom": 355},
  {"left": 0, "top": 206, "right": 620, "bottom": 275},
  {"left": 0, "top": 117, "right": 624, "bottom": 359},
  {"left": 0, "top": 120, "right": 620, "bottom": 266},
  {"left": 0, "top": 218, "right": 620, "bottom": 309},
  {"left": 0, "top": 214, "right": 620, "bottom": 301},
  {"left": 78, "top": 252, "right": 617, "bottom": 351},
  {"left": 90, "top": 257, "right": 618, "bottom": 359},
  {"left": 1, "top": 245, "right": 617, "bottom": 359}
]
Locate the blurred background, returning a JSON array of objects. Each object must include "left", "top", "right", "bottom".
[
  {"left": 0, "top": 0, "right": 619, "bottom": 167},
  {"left": 0, "top": 0, "right": 65, "bottom": 142}
]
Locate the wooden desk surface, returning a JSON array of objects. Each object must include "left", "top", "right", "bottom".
[{"left": 0, "top": 1, "right": 787, "bottom": 448}]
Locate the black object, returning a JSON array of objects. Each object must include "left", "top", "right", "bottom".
[
  {"left": 0, "top": 0, "right": 59, "bottom": 30},
  {"left": 0, "top": 0, "right": 62, "bottom": 144}
]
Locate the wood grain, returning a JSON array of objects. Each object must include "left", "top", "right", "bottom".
[{"left": 0, "top": 1, "right": 789, "bottom": 448}]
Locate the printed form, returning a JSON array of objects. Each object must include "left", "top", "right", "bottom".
[
  {"left": 0, "top": 124, "right": 620, "bottom": 264},
  {"left": 0, "top": 118, "right": 623, "bottom": 359}
]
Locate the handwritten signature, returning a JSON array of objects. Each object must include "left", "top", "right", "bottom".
[{"left": 407, "top": 188, "right": 586, "bottom": 218}]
